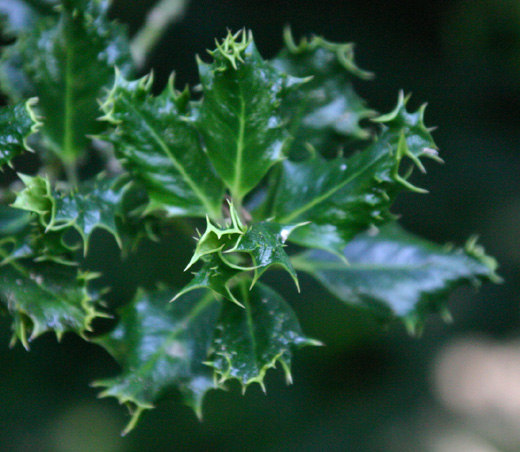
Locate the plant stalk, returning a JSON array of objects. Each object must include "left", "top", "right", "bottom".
[{"left": 130, "top": 0, "right": 189, "bottom": 69}]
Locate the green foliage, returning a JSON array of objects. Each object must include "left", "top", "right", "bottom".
[
  {"left": 0, "top": 99, "right": 41, "bottom": 168},
  {"left": 0, "top": 3, "right": 499, "bottom": 435}
]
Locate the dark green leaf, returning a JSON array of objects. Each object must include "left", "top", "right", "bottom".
[
  {"left": 93, "top": 288, "right": 220, "bottom": 435},
  {"left": 0, "top": 205, "right": 32, "bottom": 236},
  {"left": 292, "top": 223, "right": 500, "bottom": 334},
  {"left": 12, "top": 173, "right": 126, "bottom": 253},
  {"left": 182, "top": 204, "right": 301, "bottom": 301},
  {"left": 268, "top": 93, "right": 442, "bottom": 257},
  {"left": 0, "top": 233, "right": 101, "bottom": 348},
  {"left": 0, "top": 0, "right": 132, "bottom": 162},
  {"left": 0, "top": 99, "right": 42, "bottom": 168},
  {"left": 197, "top": 30, "right": 303, "bottom": 201},
  {"left": 101, "top": 73, "right": 224, "bottom": 220},
  {"left": 207, "top": 281, "right": 319, "bottom": 390},
  {"left": 272, "top": 29, "right": 375, "bottom": 158}
]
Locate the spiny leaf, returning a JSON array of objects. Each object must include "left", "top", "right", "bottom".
[
  {"left": 292, "top": 223, "right": 500, "bottom": 334},
  {"left": 0, "top": 99, "right": 42, "bottom": 168},
  {"left": 207, "top": 281, "right": 319, "bottom": 391},
  {"left": 197, "top": 29, "right": 305, "bottom": 201},
  {"left": 93, "top": 288, "right": 220, "bottom": 435},
  {"left": 0, "top": 224, "right": 102, "bottom": 348},
  {"left": 184, "top": 202, "right": 245, "bottom": 270},
  {"left": 0, "top": 0, "right": 132, "bottom": 163},
  {"left": 100, "top": 72, "right": 224, "bottom": 220},
  {"left": 224, "top": 221, "right": 302, "bottom": 290},
  {"left": 12, "top": 173, "right": 126, "bottom": 254},
  {"left": 272, "top": 29, "right": 376, "bottom": 158},
  {"left": 268, "top": 92, "right": 441, "bottom": 257},
  {"left": 174, "top": 255, "right": 242, "bottom": 307}
]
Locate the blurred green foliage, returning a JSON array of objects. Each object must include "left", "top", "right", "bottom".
[{"left": 0, "top": 0, "right": 519, "bottom": 451}]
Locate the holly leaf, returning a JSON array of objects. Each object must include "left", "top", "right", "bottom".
[
  {"left": 223, "top": 221, "right": 302, "bottom": 290},
  {"left": 292, "top": 223, "right": 500, "bottom": 334},
  {"left": 12, "top": 173, "right": 126, "bottom": 254},
  {"left": 0, "top": 0, "right": 132, "bottom": 162},
  {"left": 100, "top": 72, "right": 224, "bottom": 220},
  {"left": 0, "top": 99, "right": 42, "bottom": 168},
  {"left": 272, "top": 29, "right": 376, "bottom": 158},
  {"left": 0, "top": 225, "right": 102, "bottom": 348},
  {"left": 268, "top": 93, "right": 442, "bottom": 257},
  {"left": 207, "top": 281, "right": 319, "bottom": 391},
  {"left": 93, "top": 288, "right": 220, "bottom": 435},
  {"left": 174, "top": 256, "right": 242, "bottom": 306},
  {"left": 197, "top": 29, "right": 304, "bottom": 201}
]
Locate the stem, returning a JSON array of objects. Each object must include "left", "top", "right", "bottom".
[
  {"left": 64, "top": 161, "right": 79, "bottom": 189},
  {"left": 130, "top": 0, "right": 189, "bottom": 69}
]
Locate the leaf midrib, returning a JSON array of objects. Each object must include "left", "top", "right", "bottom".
[
  {"left": 121, "top": 96, "right": 219, "bottom": 218},
  {"left": 278, "top": 143, "right": 391, "bottom": 223},
  {"left": 231, "top": 88, "right": 246, "bottom": 199}
]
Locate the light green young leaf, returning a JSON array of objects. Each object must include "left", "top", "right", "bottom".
[
  {"left": 100, "top": 72, "right": 224, "bottom": 220},
  {"left": 0, "top": 99, "right": 42, "bottom": 168},
  {"left": 197, "top": 29, "right": 304, "bottom": 201},
  {"left": 268, "top": 93, "right": 442, "bottom": 257},
  {"left": 12, "top": 173, "right": 126, "bottom": 254},
  {"left": 224, "top": 221, "right": 302, "bottom": 290},
  {"left": 272, "top": 29, "right": 376, "bottom": 158},
  {"left": 93, "top": 288, "right": 220, "bottom": 435},
  {"left": 292, "top": 223, "right": 500, "bottom": 334},
  {"left": 0, "top": 0, "right": 132, "bottom": 163},
  {"left": 207, "top": 281, "right": 319, "bottom": 391},
  {"left": 174, "top": 255, "right": 242, "bottom": 306}
]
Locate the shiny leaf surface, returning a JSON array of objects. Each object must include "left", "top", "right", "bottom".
[
  {"left": 207, "top": 281, "right": 319, "bottom": 390},
  {"left": 272, "top": 30, "right": 375, "bottom": 158},
  {"left": 292, "top": 223, "right": 500, "bottom": 334},
  {"left": 268, "top": 93, "right": 441, "bottom": 257},
  {"left": 101, "top": 73, "right": 224, "bottom": 220},
  {"left": 12, "top": 174, "right": 126, "bottom": 253},
  {"left": 0, "top": 99, "right": 41, "bottom": 168},
  {"left": 197, "top": 30, "right": 302, "bottom": 200},
  {"left": 0, "top": 0, "right": 132, "bottom": 162},
  {"left": 93, "top": 288, "right": 220, "bottom": 435}
]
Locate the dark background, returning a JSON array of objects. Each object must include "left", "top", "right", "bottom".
[{"left": 1, "top": 0, "right": 520, "bottom": 451}]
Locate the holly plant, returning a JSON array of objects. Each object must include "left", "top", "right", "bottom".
[{"left": 0, "top": 0, "right": 498, "bottom": 435}]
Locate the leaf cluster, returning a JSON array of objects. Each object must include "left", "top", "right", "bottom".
[{"left": 0, "top": 1, "right": 499, "bottom": 434}]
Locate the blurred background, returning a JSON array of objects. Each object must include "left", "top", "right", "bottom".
[{"left": 1, "top": 0, "right": 520, "bottom": 451}]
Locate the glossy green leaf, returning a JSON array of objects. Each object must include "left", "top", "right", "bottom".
[
  {"left": 268, "top": 93, "right": 442, "bottom": 257},
  {"left": 100, "top": 72, "right": 224, "bottom": 220},
  {"left": 207, "top": 281, "right": 319, "bottom": 390},
  {"left": 197, "top": 29, "right": 303, "bottom": 201},
  {"left": 0, "top": 227, "right": 101, "bottom": 348},
  {"left": 93, "top": 288, "right": 220, "bottom": 435},
  {"left": 182, "top": 204, "right": 301, "bottom": 301},
  {"left": 224, "top": 221, "right": 302, "bottom": 290},
  {"left": 12, "top": 173, "right": 126, "bottom": 253},
  {"left": 0, "top": 99, "right": 42, "bottom": 168},
  {"left": 292, "top": 223, "right": 500, "bottom": 334},
  {"left": 272, "top": 29, "right": 375, "bottom": 158},
  {"left": 0, "top": 0, "right": 132, "bottom": 163}
]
